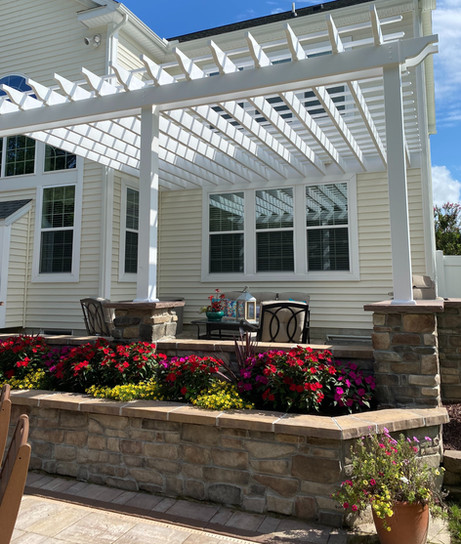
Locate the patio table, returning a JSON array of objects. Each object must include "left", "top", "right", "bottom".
[{"left": 191, "top": 319, "right": 257, "bottom": 340}]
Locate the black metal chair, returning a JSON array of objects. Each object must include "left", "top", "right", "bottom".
[
  {"left": 254, "top": 300, "right": 310, "bottom": 343},
  {"left": 80, "top": 298, "right": 113, "bottom": 336}
]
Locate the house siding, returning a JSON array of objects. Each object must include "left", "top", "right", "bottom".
[
  {"left": 5, "top": 212, "right": 31, "bottom": 328},
  {"left": 157, "top": 169, "right": 428, "bottom": 336},
  {"left": 1, "top": 0, "right": 105, "bottom": 83}
]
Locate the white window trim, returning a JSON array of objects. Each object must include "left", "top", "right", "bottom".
[
  {"left": 201, "top": 175, "right": 360, "bottom": 282},
  {"left": 118, "top": 179, "right": 139, "bottom": 283},
  {"left": 31, "top": 160, "right": 83, "bottom": 283}
]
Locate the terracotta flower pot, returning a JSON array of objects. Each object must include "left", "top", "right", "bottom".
[{"left": 372, "top": 502, "right": 429, "bottom": 544}]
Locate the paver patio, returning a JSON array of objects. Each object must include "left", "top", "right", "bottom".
[{"left": 11, "top": 472, "right": 451, "bottom": 544}]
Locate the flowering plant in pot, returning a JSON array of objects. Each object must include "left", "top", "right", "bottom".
[
  {"left": 333, "top": 428, "right": 444, "bottom": 543},
  {"left": 200, "top": 288, "right": 226, "bottom": 321}
]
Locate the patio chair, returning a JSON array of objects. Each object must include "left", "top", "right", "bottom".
[
  {"left": 252, "top": 300, "right": 310, "bottom": 343},
  {"left": 0, "top": 385, "right": 11, "bottom": 465},
  {"left": 0, "top": 414, "right": 31, "bottom": 544},
  {"left": 80, "top": 298, "right": 114, "bottom": 336}
]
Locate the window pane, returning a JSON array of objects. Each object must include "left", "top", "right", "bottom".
[
  {"left": 5, "top": 135, "right": 35, "bottom": 176},
  {"left": 0, "top": 75, "right": 32, "bottom": 95},
  {"left": 257, "top": 231, "right": 294, "bottom": 272},
  {"left": 44, "top": 145, "right": 76, "bottom": 171},
  {"left": 209, "top": 192, "right": 244, "bottom": 232},
  {"left": 256, "top": 188, "right": 293, "bottom": 230},
  {"left": 42, "top": 186, "right": 75, "bottom": 228},
  {"left": 307, "top": 227, "right": 349, "bottom": 271},
  {"left": 39, "top": 230, "right": 73, "bottom": 273},
  {"left": 126, "top": 188, "right": 139, "bottom": 230},
  {"left": 306, "top": 183, "right": 348, "bottom": 227},
  {"left": 125, "top": 231, "right": 138, "bottom": 274},
  {"left": 210, "top": 233, "right": 243, "bottom": 273}
]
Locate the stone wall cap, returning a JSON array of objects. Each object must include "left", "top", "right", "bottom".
[
  {"left": 364, "top": 299, "right": 445, "bottom": 313},
  {"left": 104, "top": 300, "right": 185, "bottom": 310},
  {"left": 156, "top": 339, "right": 373, "bottom": 359},
  {"left": 442, "top": 298, "right": 461, "bottom": 307},
  {"left": 10, "top": 390, "right": 448, "bottom": 439}
]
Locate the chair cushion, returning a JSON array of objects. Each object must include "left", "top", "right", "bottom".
[{"left": 259, "top": 301, "right": 307, "bottom": 343}]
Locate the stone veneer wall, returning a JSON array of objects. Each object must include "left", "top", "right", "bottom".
[
  {"left": 364, "top": 300, "right": 444, "bottom": 408},
  {"left": 9, "top": 391, "right": 447, "bottom": 527},
  {"left": 437, "top": 300, "right": 461, "bottom": 402},
  {"left": 365, "top": 298, "right": 461, "bottom": 406}
]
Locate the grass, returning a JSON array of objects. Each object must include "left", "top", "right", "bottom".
[{"left": 447, "top": 500, "right": 461, "bottom": 543}]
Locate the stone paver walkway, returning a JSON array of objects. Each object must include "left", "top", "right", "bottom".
[{"left": 11, "top": 472, "right": 451, "bottom": 544}]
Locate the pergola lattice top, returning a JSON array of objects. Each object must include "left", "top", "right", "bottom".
[{"left": 0, "top": 5, "right": 437, "bottom": 191}]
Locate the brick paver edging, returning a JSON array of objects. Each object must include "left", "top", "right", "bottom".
[{"left": 9, "top": 390, "right": 448, "bottom": 527}]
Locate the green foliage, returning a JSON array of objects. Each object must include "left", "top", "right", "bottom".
[
  {"left": 154, "top": 354, "right": 222, "bottom": 401},
  {"left": 447, "top": 501, "right": 461, "bottom": 543},
  {"left": 434, "top": 202, "right": 461, "bottom": 255},
  {"left": 237, "top": 347, "right": 375, "bottom": 414}
]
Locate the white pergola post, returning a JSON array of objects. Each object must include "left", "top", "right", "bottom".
[
  {"left": 135, "top": 105, "right": 160, "bottom": 302},
  {"left": 383, "top": 64, "right": 414, "bottom": 304}
]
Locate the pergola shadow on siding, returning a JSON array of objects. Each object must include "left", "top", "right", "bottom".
[{"left": 0, "top": 5, "right": 437, "bottom": 304}]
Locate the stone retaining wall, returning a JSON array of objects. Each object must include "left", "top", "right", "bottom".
[
  {"left": 9, "top": 390, "right": 447, "bottom": 527},
  {"left": 443, "top": 450, "right": 461, "bottom": 500},
  {"left": 438, "top": 300, "right": 461, "bottom": 403}
]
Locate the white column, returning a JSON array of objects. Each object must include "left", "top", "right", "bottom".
[
  {"left": 383, "top": 65, "right": 415, "bottom": 304},
  {"left": 99, "top": 166, "right": 114, "bottom": 299},
  {"left": 135, "top": 105, "right": 159, "bottom": 302}
]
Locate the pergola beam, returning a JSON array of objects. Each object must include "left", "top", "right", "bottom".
[{"left": 0, "top": 35, "right": 437, "bottom": 138}]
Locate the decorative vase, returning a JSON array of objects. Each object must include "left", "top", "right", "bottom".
[
  {"left": 372, "top": 502, "right": 429, "bottom": 544},
  {"left": 206, "top": 310, "right": 224, "bottom": 322}
]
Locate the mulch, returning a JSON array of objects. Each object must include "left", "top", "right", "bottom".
[{"left": 443, "top": 403, "right": 461, "bottom": 450}]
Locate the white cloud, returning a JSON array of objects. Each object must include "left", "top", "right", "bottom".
[{"left": 432, "top": 165, "right": 461, "bottom": 205}]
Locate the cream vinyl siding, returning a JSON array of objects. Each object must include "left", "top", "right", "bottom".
[
  {"left": 117, "top": 39, "right": 145, "bottom": 72},
  {"left": 0, "top": 0, "right": 107, "bottom": 332},
  {"left": 157, "top": 169, "right": 429, "bottom": 333},
  {"left": 110, "top": 173, "right": 137, "bottom": 302},
  {"left": 1, "top": 0, "right": 106, "bottom": 84},
  {"left": 5, "top": 212, "right": 31, "bottom": 327},
  {"left": 23, "top": 160, "right": 99, "bottom": 331}
]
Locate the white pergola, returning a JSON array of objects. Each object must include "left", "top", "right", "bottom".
[{"left": 0, "top": 6, "right": 437, "bottom": 303}]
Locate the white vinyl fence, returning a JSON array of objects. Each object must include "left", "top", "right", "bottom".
[{"left": 436, "top": 250, "right": 461, "bottom": 298}]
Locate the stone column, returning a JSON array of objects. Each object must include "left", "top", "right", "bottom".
[{"left": 364, "top": 300, "right": 444, "bottom": 408}]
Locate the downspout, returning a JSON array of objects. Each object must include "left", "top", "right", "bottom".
[
  {"left": 99, "top": 12, "right": 128, "bottom": 299},
  {"left": 106, "top": 13, "right": 128, "bottom": 68},
  {"left": 414, "top": 0, "right": 437, "bottom": 281}
]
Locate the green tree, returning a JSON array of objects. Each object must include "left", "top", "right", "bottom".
[{"left": 434, "top": 202, "right": 461, "bottom": 255}]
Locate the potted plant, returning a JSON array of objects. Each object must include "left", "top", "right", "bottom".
[
  {"left": 200, "top": 289, "right": 226, "bottom": 321},
  {"left": 333, "top": 428, "right": 444, "bottom": 544}
]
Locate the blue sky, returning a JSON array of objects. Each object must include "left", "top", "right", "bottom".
[{"left": 121, "top": 0, "right": 461, "bottom": 206}]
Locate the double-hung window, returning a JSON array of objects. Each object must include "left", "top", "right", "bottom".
[
  {"left": 39, "top": 185, "right": 75, "bottom": 274},
  {"left": 256, "top": 188, "right": 294, "bottom": 272},
  {"left": 204, "top": 178, "right": 358, "bottom": 281},
  {"left": 209, "top": 192, "right": 244, "bottom": 273},
  {"left": 306, "top": 183, "right": 349, "bottom": 271},
  {"left": 124, "top": 188, "right": 139, "bottom": 274}
]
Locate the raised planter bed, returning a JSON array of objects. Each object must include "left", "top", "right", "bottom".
[{"left": 9, "top": 390, "right": 448, "bottom": 527}]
